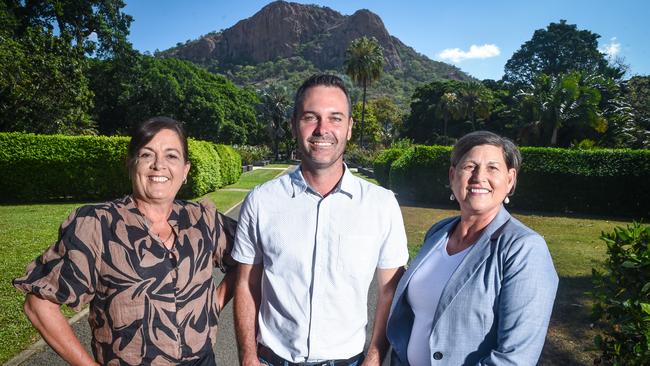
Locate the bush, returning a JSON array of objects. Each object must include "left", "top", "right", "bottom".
[
  {"left": 214, "top": 144, "right": 242, "bottom": 185},
  {"left": 382, "top": 145, "right": 650, "bottom": 218},
  {"left": 373, "top": 148, "right": 406, "bottom": 188},
  {"left": 0, "top": 132, "right": 240, "bottom": 202},
  {"left": 389, "top": 145, "right": 451, "bottom": 203},
  {"left": 591, "top": 223, "right": 650, "bottom": 365},
  {"left": 344, "top": 144, "right": 381, "bottom": 168},
  {"left": 235, "top": 145, "right": 271, "bottom": 165}
]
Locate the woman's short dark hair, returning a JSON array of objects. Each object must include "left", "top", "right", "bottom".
[
  {"left": 126, "top": 117, "right": 189, "bottom": 175},
  {"left": 292, "top": 74, "right": 352, "bottom": 119},
  {"left": 451, "top": 130, "right": 522, "bottom": 194}
]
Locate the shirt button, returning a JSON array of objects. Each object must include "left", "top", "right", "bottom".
[{"left": 433, "top": 351, "right": 443, "bottom": 360}]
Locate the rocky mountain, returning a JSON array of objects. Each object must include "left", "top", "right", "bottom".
[{"left": 160, "top": 1, "right": 472, "bottom": 104}]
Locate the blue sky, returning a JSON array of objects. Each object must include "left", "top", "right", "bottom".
[{"left": 125, "top": 0, "right": 649, "bottom": 80}]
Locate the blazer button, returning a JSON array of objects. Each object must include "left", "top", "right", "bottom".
[{"left": 433, "top": 351, "right": 443, "bottom": 360}]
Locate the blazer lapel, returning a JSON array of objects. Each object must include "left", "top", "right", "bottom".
[{"left": 431, "top": 206, "right": 512, "bottom": 327}]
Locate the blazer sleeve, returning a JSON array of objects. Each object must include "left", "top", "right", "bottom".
[{"left": 477, "top": 233, "right": 559, "bottom": 365}]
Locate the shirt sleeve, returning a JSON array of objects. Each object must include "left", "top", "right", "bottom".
[
  {"left": 13, "top": 205, "right": 102, "bottom": 312},
  {"left": 377, "top": 191, "right": 409, "bottom": 269},
  {"left": 231, "top": 189, "right": 263, "bottom": 264}
]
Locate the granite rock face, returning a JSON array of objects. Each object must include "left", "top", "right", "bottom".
[{"left": 164, "top": 0, "right": 465, "bottom": 80}]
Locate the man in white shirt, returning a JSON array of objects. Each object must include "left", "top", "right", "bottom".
[{"left": 232, "top": 74, "right": 409, "bottom": 366}]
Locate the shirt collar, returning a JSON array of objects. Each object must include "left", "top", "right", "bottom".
[{"left": 290, "top": 163, "right": 355, "bottom": 199}]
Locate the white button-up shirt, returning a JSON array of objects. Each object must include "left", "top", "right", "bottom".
[{"left": 232, "top": 165, "right": 408, "bottom": 362}]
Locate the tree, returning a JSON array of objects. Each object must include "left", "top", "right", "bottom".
[
  {"left": 5, "top": 0, "right": 133, "bottom": 57},
  {"left": 503, "top": 20, "right": 623, "bottom": 87},
  {"left": 517, "top": 72, "right": 606, "bottom": 146},
  {"left": 369, "top": 96, "right": 404, "bottom": 146},
  {"left": 435, "top": 92, "right": 461, "bottom": 137},
  {"left": 258, "top": 85, "right": 291, "bottom": 160},
  {"left": 344, "top": 36, "right": 384, "bottom": 148},
  {"left": 0, "top": 27, "right": 95, "bottom": 134},
  {"left": 458, "top": 82, "right": 493, "bottom": 131},
  {"left": 351, "top": 101, "right": 381, "bottom": 147}
]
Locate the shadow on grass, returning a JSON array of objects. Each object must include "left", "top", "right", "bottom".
[{"left": 539, "top": 275, "right": 599, "bottom": 366}]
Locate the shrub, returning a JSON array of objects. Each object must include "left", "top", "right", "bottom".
[
  {"left": 214, "top": 144, "right": 242, "bottom": 185},
  {"left": 344, "top": 144, "right": 381, "bottom": 168},
  {"left": 591, "top": 223, "right": 650, "bottom": 365},
  {"left": 373, "top": 148, "right": 406, "bottom": 188},
  {"left": 382, "top": 145, "right": 650, "bottom": 218},
  {"left": 0, "top": 132, "right": 240, "bottom": 202},
  {"left": 235, "top": 145, "right": 271, "bottom": 165},
  {"left": 179, "top": 139, "right": 222, "bottom": 198},
  {"left": 389, "top": 145, "right": 451, "bottom": 203}
]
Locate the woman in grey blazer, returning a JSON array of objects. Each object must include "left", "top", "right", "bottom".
[{"left": 387, "top": 131, "right": 558, "bottom": 365}]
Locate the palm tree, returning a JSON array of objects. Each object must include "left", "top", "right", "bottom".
[
  {"left": 518, "top": 72, "right": 605, "bottom": 146},
  {"left": 258, "top": 85, "right": 291, "bottom": 160},
  {"left": 459, "top": 81, "right": 492, "bottom": 131},
  {"left": 435, "top": 92, "right": 461, "bottom": 136},
  {"left": 345, "top": 36, "right": 384, "bottom": 148}
]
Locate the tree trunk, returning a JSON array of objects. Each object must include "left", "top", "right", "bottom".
[{"left": 360, "top": 80, "right": 367, "bottom": 148}]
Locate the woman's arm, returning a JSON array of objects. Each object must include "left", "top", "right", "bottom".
[
  {"left": 24, "top": 294, "right": 98, "bottom": 366},
  {"left": 215, "top": 268, "right": 237, "bottom": 312},
  {"left": 478, "top": 234, "right": 559, "bottom": 365}
]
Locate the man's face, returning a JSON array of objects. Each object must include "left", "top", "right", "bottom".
[{"left": 292, "top": 85, "right": 353, "bottom": 171}]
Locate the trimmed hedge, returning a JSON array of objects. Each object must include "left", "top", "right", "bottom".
[
  {"left": 379, "top": 145, "right": 650, "bottom": 218},
  {"left": 213, "top": 144, "right": 242, "bottom": 185},
  {"left": 0, "top": 132, "right": 240, "bottom": 202},
  {"left": 373, "top": 148, "right": 407, "bottom": 188}
]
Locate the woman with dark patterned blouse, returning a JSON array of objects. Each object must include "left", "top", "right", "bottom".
[{"left": 13, "top": 117, "right": 237, "bottom": 365}]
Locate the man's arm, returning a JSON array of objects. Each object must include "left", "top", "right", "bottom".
[
  {"left": 23, "top": 294, "right": 99, "bottom": 366},
  {"left": 234, "top": 263, "right": 263, "bottom": 366},
  {"left": 363, "top": 267, "right": 405, "bottom": 366}
]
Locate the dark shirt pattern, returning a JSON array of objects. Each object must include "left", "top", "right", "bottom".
[{"left": 13, "top": 196, "right": 237, "bottom": 365}]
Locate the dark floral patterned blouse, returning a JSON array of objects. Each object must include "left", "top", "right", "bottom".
[{"left": 13, "top": 196, "right": 237, "bottom": 365}]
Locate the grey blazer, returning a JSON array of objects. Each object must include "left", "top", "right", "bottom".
[{"left": 387, "top": 206, "right": 558, "bottom": 365}]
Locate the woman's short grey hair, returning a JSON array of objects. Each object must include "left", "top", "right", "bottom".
[{"left": 451, "top": 131, "right": 522, "bottom": 194}]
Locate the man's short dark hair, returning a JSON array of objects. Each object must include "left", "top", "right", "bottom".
[{"left": 292, "top": 74, "right": 352, "bottom": 119}]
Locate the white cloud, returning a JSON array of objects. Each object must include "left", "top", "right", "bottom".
[
  {"left": 438, "top": 44, "right": 501, "bottom": 63},
  {"left": 600, "top": 37, "right": 621, "bottom": 56}
]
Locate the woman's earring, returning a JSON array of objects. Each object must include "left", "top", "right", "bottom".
[
  {"left": 183, "top": 177, "right": 187, "bottom": 184},
  {"left": 504, "top": 196, "right": 510, "bottom": 204},
  {"left": 449, "top": 193, "right": 455, "bottom": 201}
]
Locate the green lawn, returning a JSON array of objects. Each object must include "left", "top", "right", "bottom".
[
  {"left": 225, "top": 168, "right": 286, "bottom": 189},
  {"left": 399, "top": 204, "right": 632, "bottom": 365}
]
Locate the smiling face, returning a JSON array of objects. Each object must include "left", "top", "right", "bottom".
[
  {"left": 292, "top": 85, "right": 353, "bottom": 173},
  {"left": 131, "top": 128, "right": 190, "bottom": 205},
  {"left": 449, "top": 144, "right": 516, "bottom": 218}
]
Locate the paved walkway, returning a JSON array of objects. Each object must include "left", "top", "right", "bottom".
[{"left": 7, "top": 166, "right": 389, "bottom": 366}]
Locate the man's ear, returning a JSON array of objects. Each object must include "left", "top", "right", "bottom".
[
  {"left": 291, "top": 117, "right": 298, "bottom": 138},
  {"left": 347, "top": 118, "right": 354, "bottom": 141}
]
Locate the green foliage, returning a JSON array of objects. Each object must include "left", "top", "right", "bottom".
[
  {"left": 344, "top": 144, "right": 381, "bottom": 168},
  {"left": 89, "top": 56, "right": 261, "bottom": 144},
  {"left": 0, "top": 28, "right": 95, "bottom": 134},
  {"left": 0, "top": 132, "right": 240, "bottom": 202},
  {"left": 503, "top": 19, "right": 622, "bottom": 86},
  {"left": 235, "top": 145, "right": 272, "bottom": 165},
  {"left": 345, "top": 36, "right": 385, "bottom": 147},
  {"left": 383, "top": 145, "right": 650, "bottom": 217},
  {"left": 351, "top": 101, "right": 381, "bottom": 147},
  {"left": 389, "top": 145, "right": 452, "bottom": 203},
  {"left": 258, "top": 85, "right": 292, "bottom": 159},
  {"left": 368, "top": 96, "right": 404, "bottom": 145},
  {"left": 592, "top": 223, "right": 650, "bottom": 365},
  {"left": 213, "top": 144, "right": 242, "bottom": 185},
  {"left": 373, "top": 148, "right": 407, "bottom": 188}
]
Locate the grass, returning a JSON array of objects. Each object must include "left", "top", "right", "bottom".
[
  {"left": 399, "top": 203, "right": 632, "bottom": 366},
  {"left": 225, "top": 168, "right": 286, "bottom": 189}
]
